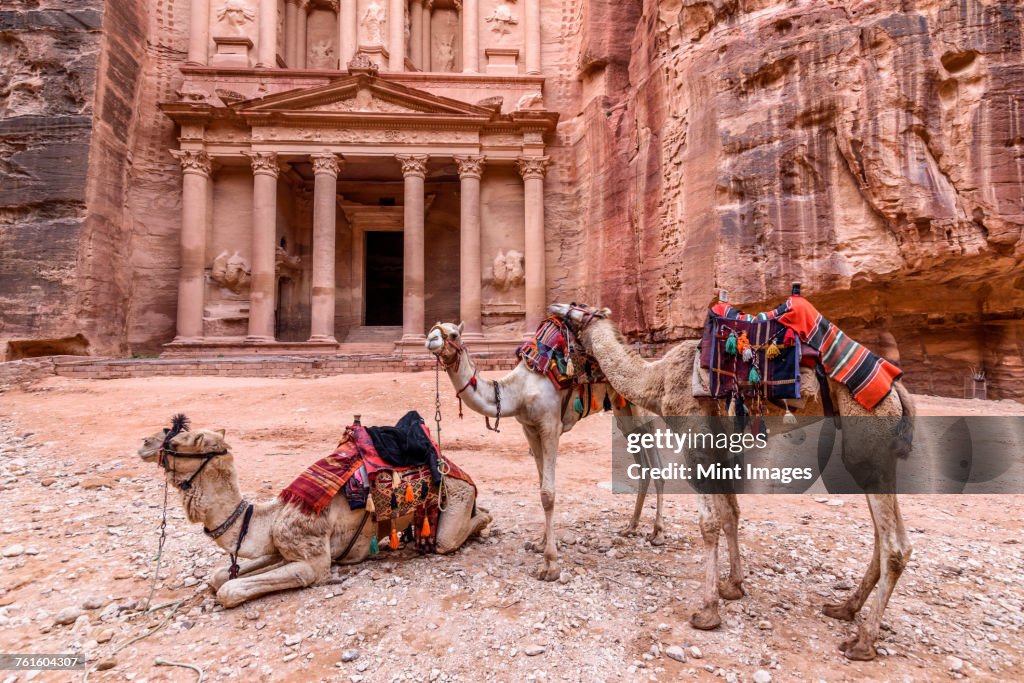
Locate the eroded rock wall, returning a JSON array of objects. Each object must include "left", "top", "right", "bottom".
[
  {"left": 0, "top": 0, "right": 147, "bottom": 358},
  {"left": 561, "top": 0, "right": 1024, "bottom": 398}
]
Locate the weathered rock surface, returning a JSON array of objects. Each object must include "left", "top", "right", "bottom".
[{"left": 560, "top": 0, "right": 1024, "bottom": 399}]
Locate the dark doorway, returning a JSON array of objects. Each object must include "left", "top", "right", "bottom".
[{"left": 364, "top": 231, "right": 403, "bottom": 326}]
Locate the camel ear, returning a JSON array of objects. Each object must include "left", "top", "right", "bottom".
[
  {"left": 215, "top": 428, "right": 226, "bottom": 439},
  {"left": 600, "top": 307, "right": 612, "bottom": 317},
  {"left": 457, "top": 321, "right": 465, "bottom": 335}
]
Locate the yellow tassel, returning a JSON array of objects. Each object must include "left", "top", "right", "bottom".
[
  {"left": 766, "top": 342, "right": 781, "bottom": 360},
  {"left": 421, "top": 517, "right": 431, "bottom": 536},
  {"left": 404, "top": 482, "right": 415, "bottom": 503},
  {"left": 366, "top": 494, "right": 376, "bottom": 514},
  {"left": 390, "top": 526, "right": 399, "bottom": 549}
]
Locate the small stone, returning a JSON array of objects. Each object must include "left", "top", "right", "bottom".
[
  {"left": 94, "top": 628, "right": 115, "bottom": 643},
  {"left": 665, "top": 646, "right": 687, "bottom": 663},
  {"left": 95, "top": 658, "right": 117, "bottom": 671},
  {"left": 1, "top": 545, "right": 24, "bottom": 558},
  {"left": 947, "top": 656, "right": 964, "bottom": 673},
  {"left": 282, "top": 653, "right": 298, "bottom": 662},
  {"left": 82, "top": 596, "right": 106, "bottom": 610},
  {"left": 71, "top": 614, "right": 91, "bottom": 634},
  {"left": 284, "top": 634, "right": 303, "bottom": 646},
  {"left": 244, "top": 609, "right": 259, "bottom": 621},
  {"left": 558, "top": 571, "right": 571, "bottom": 584},
  {"left": 54, "top": 606, "right": 83, "bottom": 625},
  {"left": 524, "top": 645, "right": 546, "bottom": 656},
  {"left": 688, "top": 646, "right": 703, "bottom": 659},
  {"left": 40, "top": 478, "right": 56, "bottom": 487},
  {"left": 753, "top": 670, "right": 772, "bottom": 683},
  {"left": 757, "top": 620, "right": 772, "bottom": 630},
  {"left": 341, "top": 650, "right": 359, "bottom": 663}
]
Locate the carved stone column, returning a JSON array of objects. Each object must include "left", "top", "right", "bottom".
[
  {"left": 170, "top": 150, "right": 212, "bottom": 342},
  {"left": 285, "top": 0, "right": 298, "bottom": 65},
  {"left": 388, "top": 0, "right": 405, "bottom": 71},
  {"left": 525, "top": 0, "right": 540, "bottom": 74},
  {"left": 397, "top": 155, "right": 428, "bottom": 341},
  {"left": 257, "top": 0, "right": 278, "bottom": 67},
  {"left": 461, "top": 0, "right": 478, "bottom": 73},
  {"left": 420, "top": 0, "right": 432, "bottom": 69},
  {"left": 309, "top": 153, "right": 341, "bottom": 342},
  {"left": 410, "top": 0, "right": 423, "bottom": 70},
  {"left": 339, "top": 0, "right": 357, "bottom": 67},
  {"left": 296, "top": 0, "right": 309, "bottom": 68},
  {"left": 455, "top": 155, "right": 485, "bottom": 339},
  {"left": 517, "top": 156, "right": 549, "bottom": 331},
  {"left": 244, "top": 152, "right": 280, "bottom": 342},
  {"left": 187, "top": 0, "right": 211, "bottom": 65}
]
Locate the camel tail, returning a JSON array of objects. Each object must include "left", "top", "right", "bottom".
[{"left": 891, "top": 381, "right": 915, "bottom": 459}]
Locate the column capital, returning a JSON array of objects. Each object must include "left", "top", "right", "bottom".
[
  {"left": 516, "top": 155, "right": 550, "bottom": 180},
  {"left": 311, "top": 152, "right": 343, "bottom": 177},
  {"left": 396, "top": 154, "right": 429, "bottom": 178},
  {"left": 171, "top": 149, "right": 212, "bottom": 176},
  {"left": 454, "top": 155, "right": 485, "bottom": 179},
  {"left": 244, "top": 151, "right": 280, "bottom": 177}
]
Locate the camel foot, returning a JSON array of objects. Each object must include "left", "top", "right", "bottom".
[
  {"left": 822, "top": 601, "right": 858, "bottom": 622},
  {"left": 689, "top": 605, "right": 722, "bottom": 630},
  {"left": 839, "top": 631, "right": 877, "bottom": 661},
  {"left": 717, "top": 579, "right": 745, "bottom": 601},
  {"left": 618, "top": 524, "right": 638, "bottom": 538},
  {"left": 210, "top": 567, "right": 231, "bottom": 592},
  {"left": 215, "top": 581, "right": 248, "bottom": 609},
  {"left": 648, "top": 529, "right": 666, "bottom": 546},
  {"left": 533, "top": 562, "right": 561, "bottom": 582}
]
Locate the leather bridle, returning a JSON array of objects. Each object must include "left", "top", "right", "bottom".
[
  {"left": 427, "top": 324, "right": 501, "bottom": 432},
  {"left": 427, "top": 323, "right": 467, "bottom": 372},
  {"left": 561, "top": 302, "right": 607, "bottom": 336}
]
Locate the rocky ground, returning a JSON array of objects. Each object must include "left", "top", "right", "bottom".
[{"left": 0, "top": 373, "right": 1021, "bottom": 683}]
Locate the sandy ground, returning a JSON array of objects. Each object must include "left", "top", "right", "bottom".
[{"left": 0, "top": 372, "right": 1022, "bottom": 683}]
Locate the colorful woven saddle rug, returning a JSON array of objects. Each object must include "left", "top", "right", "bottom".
[
  {"left": 516, "top": 315, "right": 606, "bottom": 390},
  {"left": 701, "top": 295, "right": 902, "bottom": 411},
  {"left": 279, "top": 418, "right": 475, "bottom": 555}
]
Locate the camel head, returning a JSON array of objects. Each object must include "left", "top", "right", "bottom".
[
  {"left": 548, "top": 302, "right": 611, "bottom": 335},
  {"left": 425, "top": 321, "right": 465, "bottom": 368},
  {"left": 138, "top": 428, "right": 170, "bottom": 463}
]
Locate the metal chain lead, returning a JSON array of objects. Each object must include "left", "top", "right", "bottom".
[
  {"left": 434, "top": 359, "right": 450, "bottom": 511},
  {"left": 145, "top": 478, "right": 170, "bottom": 611}
]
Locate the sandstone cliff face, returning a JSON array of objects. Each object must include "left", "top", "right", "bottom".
[
  {"left": 561, "top": 0, "right": 1024, "bottom": 398},
  {"left": 0, "top": 1, "right": 147, "bottom": 359}
]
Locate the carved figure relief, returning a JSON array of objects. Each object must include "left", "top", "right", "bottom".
[
  {"left": 361, "top": 1, "right": 387, "bottom": 45},
  {"left": 436, "top": 33, "right": 456, "bottom": 72},
  {"left": 275, "top": 246, "right": 302, "bottom": 276},
  {"left": 492, "top": 249, "right": 524, "bottom": 291},
  {"left": 210, "top": 250, "right": 252, "bottom": 293},
  {"left": 309, "top": 40, "right": 335, "bottom": 68},
  {"left": 516, "top": 91, "right": 544, "bottom": 111},
  {"left": 485, "top": 1, "right": 518, "bottom": 36},
  {"left": 217, "top": 0, "right": 256, "bottom": 34}
]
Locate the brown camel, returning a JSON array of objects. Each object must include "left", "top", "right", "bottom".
[
  {"left": 138, "top": 425, "right": 491, "bottom": 607},
  {"left": 426, "top": 322, "right": 665, "bottom": 582},
  {"left": 548, "top": 303, "right": 915, "bottom": 661}
]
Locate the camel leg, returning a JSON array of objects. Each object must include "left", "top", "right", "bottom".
[
  {"left": 838, "top": 494, "right": 911, "bottom": 661},
  {"left": 717, "top": 493, "right": 744, "bottom": 600},
  {"left": 523, "top": 427, "right": 548, "bottom": 555},
  {"left": 529, "top": 423, "right": 561, "bottom": 582},
  {"left": 209, "top": 554, "right": 282, "bottom": 591},
  {"left": 621, "top": 452, "right": 650, "bottom": 537},
  {"left": 824, "top": 516, "right": 880, "bottom": 622},
  {"left": 690, "top": 493, "right": 723, "bottom": 630},
  {"left": 215, "top": 553, "right": 330, "bottom": 608},
  {"left": 643, "top": 445, "right": 667, "bottom": 545},
  {"left": 436, "top": 484, "right": 492, "bottom": 554}
]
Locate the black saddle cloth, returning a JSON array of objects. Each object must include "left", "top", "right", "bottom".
[{"left": 366, "top": 410, "right": 441, "bottom": 483}]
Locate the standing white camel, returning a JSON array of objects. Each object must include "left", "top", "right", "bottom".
[
  {"left": 425, "top": 321, "right": 664, "bottom": 581},
  {"left": 548, "top": 302, "right": 915, "bottom": 661}
]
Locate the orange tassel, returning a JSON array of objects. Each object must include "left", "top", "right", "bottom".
[
  {"left": 390, "top": 526, "right": 399, "bottom": 549},
  {"left": 404, "top": 482, "right": 414, "bottom": 503},
  {"left": 421, "top": 517, "right": 431, "bottom": 536},
  {"left": 737, "top": 332, "right": 750, "bottom": 355},
  {"left": 590, "top": 396, "right": 599, "bottom": 412}
]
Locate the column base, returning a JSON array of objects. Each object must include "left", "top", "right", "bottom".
[
  {"left": 171, "top": 335, "right": 204, "bottom": 344},
  {"left": 400, "top": 333, "right": 426, "bottom": 343},
  {"left": 244, "top": 335, "right": 276, "bottom": 343},
  {"left": 307, "top": 335, "right": 338, "bottom": 343}
]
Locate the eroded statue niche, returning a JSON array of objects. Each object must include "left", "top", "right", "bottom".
[
  {"left": 309, "top": 40, "right": 335, "bottom": 68},
  {"left": 217, "top": 0, "right": 256, "bottom": 34},
  {"left": 492, "top": 249, "right": 524, "bottom": 291},
  {"left": 436, "top": 33, "right": 456, "bottom": 72},
  {"left": 210, "top": 250, "right": 252, "bottom": 293},
  {"left": 486, "top": 1, "right": 518, "bottom": 37},
  {"left": 275, "top": 245, "right": 301, "bottom": 276},
  {"left": 361, "top": 0, "right": 387, "bottom": 45}
]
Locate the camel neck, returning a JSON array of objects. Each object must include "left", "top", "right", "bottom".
[
  {"left": 176, "top": 465, "right": 251, "bottom": 553},
  {"left": 581, "top": 319, "right": 661, "bottom": 412},
  {"left": 445, "top": 350, "right": 522, "bottom": 418}
]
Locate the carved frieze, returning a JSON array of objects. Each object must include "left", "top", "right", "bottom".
[
  {"left": 310, "top": 89, "right": 420, "bottom": 113},
  {"left": 253, "top": 127, "right": 476, "bottom": 145}
]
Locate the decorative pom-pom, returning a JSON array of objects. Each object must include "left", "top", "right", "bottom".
[
  {"left": 420, "top": 480, "right": 428, "bottom": 498},
  {"left": 742, "top": 347, "right": 754, "bottom": 363},
  {"left": 390, "top": 526, "right": 399, "bottom": 549},
  {"left": 748, "top": 366, "right": 761, "bottom": 384},
  {"left": 390, "top": 492, "right": 398, "bottom": 509},
  {"left": 603, "top": 394, "right": 612, "bottom": 411},
  {"left": 366, "top": 494, "right": 376, "bottom": 514},
  {"left": 726, "top": 395, "right": 736, "bottom": 417},
  {"left": 404, "top": 482, "right": 415, "bottom": 503},
  {"left": 725, "top": 332, "right": 738, "bottom": 355},
  {"left": 369, "top": 535, "right": 379, "bottom": 557},
  {"left": 737, "top": 332, "right": 750, "bottom": 355},
  {"left": 573, "top": 396, "right": 584, "bottom": 415},
  {"left": 566, "top": 358, "right": 575, "bottom": 376},
  {"left": 766, "top": 342, "right": 781, "bottom": 360},
  {"left": 783, "top": 328, "right": 797, "bottom": 346},
  {"left": 421, "top": 517, "right": 431, "bottom": 537},
  {"left": 783, "top": 400, "right": 797, "bottom": 425}
]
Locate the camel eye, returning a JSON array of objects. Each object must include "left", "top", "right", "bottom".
[{"left": 448, "top": 332, "right": 457, "bottom": 339}]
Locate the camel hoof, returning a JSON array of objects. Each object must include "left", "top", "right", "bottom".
[
  {"left": 839, "top": 635, "right": 877, "bottom": 661},
  {"left": 534, "top": 563, "right": 561, "bottom": 582},
  {"left": 210, "top": 568, "right": 231, "bottom": 592},
  {"left": 689, "top": 606, "right": 722, "bottom": 631},
  {"left": 823, "top": 602, "right": 857, "bottom": 622},
  {"left": 618, "top": 525, "right": 638, "bottom": 538},
  {"left": 717, "top": 579, "right": 745, "bottom": 601},
  {"left": 648, "top": 530, "right": 666, "bottom": 546},
  {"left": 524, "top": 540, "right": 543, "bottom": 554},
  {"left": 215, "top": 582, "right": 247, "bottom": 609}
]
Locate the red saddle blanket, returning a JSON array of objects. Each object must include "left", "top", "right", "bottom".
[
  {"left": 516, "top": 315, "right": 606, "bottom": 390},
  {"left": 278, "top": 423, "right": 475, "bottom": 518}
]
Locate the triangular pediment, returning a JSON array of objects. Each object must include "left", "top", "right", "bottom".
[{"left": 233, "top": 74, "right": 495, "bottom": 120}]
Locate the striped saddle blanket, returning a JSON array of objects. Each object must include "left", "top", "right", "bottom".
[
  {"left": 701, "top": 295, "right": 902, "bottom": 411},
  {"left": 516, "top": 315, "right": 606, "bottom": 390}
]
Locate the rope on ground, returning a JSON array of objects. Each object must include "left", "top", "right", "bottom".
[
  {"left": 155, "top": 657, "right": 205, "bottom": 682},
  {"left": 81, "top": 599, "right": 185, "bottom": 682}
]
